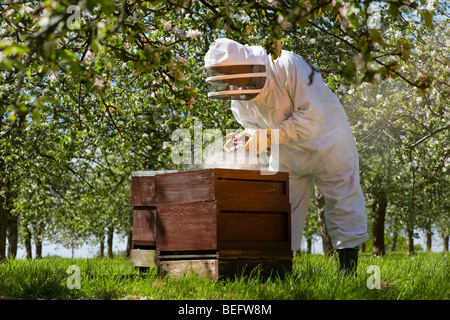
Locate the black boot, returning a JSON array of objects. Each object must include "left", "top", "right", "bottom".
[{"left": 337, "top": 248, "right": 358, "bottom": 275}]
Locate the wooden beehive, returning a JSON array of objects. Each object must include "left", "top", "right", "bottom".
[{"left": 130, "top": 168, "right": 292, "bottom": 278}]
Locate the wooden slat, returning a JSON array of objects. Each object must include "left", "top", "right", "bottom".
[
  {"left": 156, "top": 201, "right": 218, "bottom": 252},
  {"left": 158, "top": 259, "right": 219, "bottom": 279},
  {"left": 218, "top": 241, "right": 290, "bottom": 251},
  {"left": 132, "top": 240, "right": 156, "bottom": 247},
  {"left": 216, "top": 193, "right": 290, "bottom": 212},
  {"left": 217, "top": 211, "right": 290, "bottom": 251},
  {"left": 158, "top": 259, "right": 292, "bottom": 279},
  {"left": 158, "top": 253, "right": 219, "bottom": 260},
  {"left": 219, "top": 250, "right": 292, "bottom": 260},
  {"left": 218, "top": 212, "right": 288, "bottom": 242},
  {"left": 213, "top": 168, "right": 289, "bottom": 182},
  {"left": 130, "top": 249, "right": 158, "bottom": 268},
  {"left": 215, "top": 179, "right": 286, "bottom": 196},
  {"left": 132, "top": 208, "right": 157, "bottom": 243},
  {"left": 130, "top": 176, "right": 157, "bottom": 206},
  {"left": 155, "top": 169, "right": 215, "bottom": 204}
]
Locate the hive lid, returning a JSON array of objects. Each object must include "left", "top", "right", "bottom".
[{"left": 131, "top": 170, "right": 178, "bottom": 177}]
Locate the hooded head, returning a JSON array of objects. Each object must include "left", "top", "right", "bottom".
[{"left": 204, "top": 38, "right": 268, "bottom": 100}]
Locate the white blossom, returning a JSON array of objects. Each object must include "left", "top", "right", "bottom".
[
  {"left": 48, "top": 72, "right": 57, "bottom": 82},
  {"left": 162, "top": 21, "right": 172, "bottom": 30},
  {"left": 37, "top": 16, "right": 50, "bottom": 27},
  {"left": 339, "top": 4, "right": 350, "bottom": 17},
  {"left": 187, "top": 29, "right": 203, "bottom": 39},
  {"left": 94, "top": 78, "right": 105, "bottom": 90},
  {"left": 20, "top": 5, "right": 33, "bottom": 14}
]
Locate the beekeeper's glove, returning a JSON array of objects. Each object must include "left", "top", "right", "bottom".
[
  {"left": 244, "top": 128, "right": 271, "bottom": 155},
  {"left": 223, "top": 131, "right": 246, "bottom": 152}
]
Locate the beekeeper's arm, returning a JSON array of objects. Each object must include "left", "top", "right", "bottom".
[
  {"left": 229, "top": 101, "right": 269, "bottom": 154},
  {"left": 227, "top": 100, "right": 259, "bottom": 140},
  {"left": 271, "top": 55, "right": 326, "bottom": 145},
  {"left": 230, "top": 101, "right": 261, "bottom": 131}
]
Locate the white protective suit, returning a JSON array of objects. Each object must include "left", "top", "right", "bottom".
[{"left": 205, "top": 38, "right": 369, "bottom": 251}]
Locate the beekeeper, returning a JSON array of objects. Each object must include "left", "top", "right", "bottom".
[{"left": 204, "top": 38, "right": 369, "bottom": 273}]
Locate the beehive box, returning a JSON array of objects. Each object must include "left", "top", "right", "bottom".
[{"left": 130, "top": 168, "right": 292, "bottom": 278}]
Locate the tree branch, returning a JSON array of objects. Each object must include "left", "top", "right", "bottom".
[{"left": 409, "top": 123, "right": 450, "bottom": 148}]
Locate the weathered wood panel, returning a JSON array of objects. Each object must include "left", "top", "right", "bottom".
[
  {"left": 153, "top": 168, "right": 289, "bottom": 205},
  {"left": 218, "top": 212, "right": 288, "bottom": 242},
  {"left": 156, "top": 201, "right": 218, "bottom": 252},
  {"left": 158, "top": 259, "right": 219, "bottom": 279},
  {"left": 132, "top": 208, "right": 156, "bottom": 246},
  {"left": 213, "top": 168, "right": 288, "bottom": 182},
  {"left": 130, "top": 249, "right": 158, "bottom": 268},
  {"left": 155, "top": 169, "right": 215, "bottom": 204},
  {"left": 218, "top": 249, "right": 292, "bottom": 260},
  {"left": 130, "top": 176, "right": 156, "bottom": 206},
  {"left": 216, "top": 193, "right": 290, "bottom": 212},
  {"left": 158, "top": 258, "right": 292, "bottom": 279},
  {"left": 215, "top": 178, "right": 286, "bottom": 195}
]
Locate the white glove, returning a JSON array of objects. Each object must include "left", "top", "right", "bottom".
[
  {"left": 223, "top": 131, "right": 249, "bottom": 152},
  {"left": 244, "top": 128, "right": 271, "bottom": 155}
]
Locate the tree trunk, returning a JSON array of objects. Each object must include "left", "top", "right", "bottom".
[
  {"left": 107, "top": 226, "right": 114, "bottom": 258},
  {"left": 126, "top": 212, "right": 133, "bottom": 258},
  {"left": 306, "top": 238, "right": 312, "bottom": 254},
  {"left": 442, "top": 234, "right": 448, "bottom": 252},
  {"left": 24, "top": 227, "right": 32, "bottom": 259},
  {"left": 391, "top": 231, "right": 398, "bottom": 252},
  {"left": 35, "top": 234, "right": 42, "bottom": 259},
  {"left": 316, "top": 188, "right": 333, "bottom": 257},
  {"left": 406, "top": 227, "right": 414, "bottom": 255},
  {"left": 34, "top": 223, "right": 44, "bottom": 259},
  {"left": 0, "top": 160, "right": 8, "bottom": 262},
  {"left": 0, "top": 201, "right": 7, "bottom": 262},
  {"left": 372, "top": 189, "right": 387, "bottom": 256},
  {"left": 98, "top": 233, "right": 105, "bottom": 258},
  {"left": 425, "top": 224, "right": 432, "bottom": 252},
  {"left": 7, "top": 214, "right": 18, "bottom": 259},
  {"left": 126, "top": 229, "right": 132, "bottom": 258}
]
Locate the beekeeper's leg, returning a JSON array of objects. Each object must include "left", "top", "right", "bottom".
[
  {"left": 315, "top": 156, "right": 369, "bottom": 273},
  {"left": 289, "top": 174, "right": 315, "bottom": 251}
]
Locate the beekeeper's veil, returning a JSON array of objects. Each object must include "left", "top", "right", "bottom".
[{"left": 204, "top": 38, "right": 268, "bottom": 100}]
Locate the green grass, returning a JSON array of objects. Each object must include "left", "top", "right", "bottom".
[{"left": 0, "top": 252, "right": 448, "bottom": 300}]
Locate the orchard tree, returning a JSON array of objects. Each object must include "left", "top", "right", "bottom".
[{"left": 343, "top": 16, "right": 449, "bottom": 254}]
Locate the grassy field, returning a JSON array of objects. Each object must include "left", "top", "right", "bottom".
[{"left": 0, "top": 252, "right": 448, "bottom": 300}]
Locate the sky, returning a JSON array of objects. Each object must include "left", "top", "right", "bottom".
[{"left": 14, "top": 233, "right": 128, "bottom": 259}]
